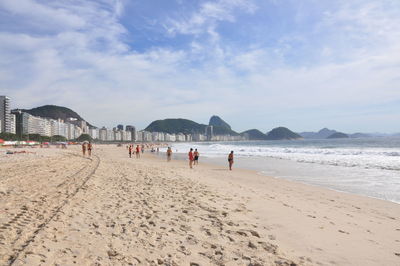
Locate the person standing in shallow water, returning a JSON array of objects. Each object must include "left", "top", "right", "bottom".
[
  {"left": 228, "top": 151, "right": 234, "bottom": 170},
  {"left": 188, "top": 148, "right": 194, "bottom": 169},
  {"left": 194, "top": 149, "right": 199, "bottom": 165},
  {"left": 167, "top": 147, "right": 172, "bottom": 162}
]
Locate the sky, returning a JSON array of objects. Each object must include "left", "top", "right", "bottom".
[{"left": 0, "top": 0, "right": 400, "bottom": 133}]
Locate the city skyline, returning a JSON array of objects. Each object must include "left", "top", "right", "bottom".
[{"left": 1, "top": 1, "right": 400, "bottom": 133}]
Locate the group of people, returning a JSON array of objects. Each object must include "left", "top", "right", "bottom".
[
  {"left": 81, "top": 142, "right": 234, "bottom": 170},
  {"left": 81, "top": 142, "right": 93, "bottom": 157},
  {"left": 128, "top": 144, "right": 143, "bottom": 158},
  {"left": 187, "top": 148, "right": 200, "bottom": 168},
  {"left": 186, "top": 148, "right": 234, "bottom": 170}
]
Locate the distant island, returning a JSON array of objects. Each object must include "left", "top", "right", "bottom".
[{"left": 327, "top": 132, "right": 349, "bottom": 139}]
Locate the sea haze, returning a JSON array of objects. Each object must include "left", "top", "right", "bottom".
[{"left": 162, "top": 137, "right": 400, "bottom": 204}]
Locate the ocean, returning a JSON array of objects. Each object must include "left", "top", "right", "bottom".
[{"left": 161, "top": 137, "right": 400, "bottom": 204}]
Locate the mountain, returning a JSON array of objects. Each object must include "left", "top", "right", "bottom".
[
  {"left": 209, "top": 115, "right": 238, "bottom": 135},
  {"left": 145, "top": 116, "right": 239, "bottom": 136},
  {"left": 145, "top": 118, "right": 207, "bottom": 134},
  {"left": 299, "top": 128, "right": 337, "bottom": 139},
  {"left": 266, "top": 127, "right": 302, "bottom": 140},
  {"left": 349, "top": 133, "right": 371, "bottom": 138},
  {"left": 209, "top": 115, "right": 231, "bottom": 130},
  {"left": 327, "top": 132, "right": 349, "bottom": 139},
  {"left": 241, "top": 129, "right": 268, "bottom": 140},
  {"left": 18, "top": 105, "right": 94, "bottom": 127}
]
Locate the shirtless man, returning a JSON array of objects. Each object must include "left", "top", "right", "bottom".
[
  {"left": 167, "top": 147, "right": 172, "bottom": 162},
  {"left": 194, "top": 149, "right": 199, "bottom": 165},
  {"left": 129, "top": 145, "right": 133, "bottom": 158},
  {"left": 228, "top": 151, "right": 234, "bottom": 170}
]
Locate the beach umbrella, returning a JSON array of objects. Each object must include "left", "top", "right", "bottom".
[{"left": 0, "top": 139, "right": 4, "bottom": 144}]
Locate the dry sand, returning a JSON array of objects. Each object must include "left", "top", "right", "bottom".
[{"left": 0, "top": 144, "right": 399, "bottom": 265}]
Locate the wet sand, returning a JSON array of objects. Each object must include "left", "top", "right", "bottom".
[{"left": 1, "top": 145, "right": 399, "bottom": 265}]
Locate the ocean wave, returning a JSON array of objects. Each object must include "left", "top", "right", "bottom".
[{"left": 169, "top": 142, "right": 400, "bottom": 172}]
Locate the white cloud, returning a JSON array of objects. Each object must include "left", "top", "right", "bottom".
[
  {"left": 1, "top": 0, "right": 400, "bottom": 132},
  {"left": 166, "top": 0, "right": 256, "bottom": 36}
]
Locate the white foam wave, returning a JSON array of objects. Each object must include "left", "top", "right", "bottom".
[{"left": 167, "top": 142, "right": 400, "bottom": 172}]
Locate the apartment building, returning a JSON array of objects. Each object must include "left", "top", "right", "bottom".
[{"left": 0, "top": 96, "right": 11, "bottom": 133}]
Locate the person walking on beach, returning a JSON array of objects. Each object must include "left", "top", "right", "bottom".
[
  {"left": 167, "top": 147, "right": 172, "bottom": 162},
  {"left": 141, "top": 144, "right": 145, "bottom": 154},
  {"left": 136, "top": 145, "right": 140, "bottom": 158},
  {"left": 194, "top": 149, "right": 199, "bottom": 165},
  {"left": 87, "top": 142, "right": 92, "bottom": 157},
  {"left": 82, "top": 142, "right": 86, "bottom": 157},
  {"left": 129, "top": 145, "right": 133, "bottom": 158},
  {"left": 228, "top": 151, "right": 234, "bottom": 170},
  {"left": 188, "top": 148, "right": 194, "bottom": 169}
]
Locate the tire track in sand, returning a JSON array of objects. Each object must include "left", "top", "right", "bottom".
[{"left": 1, "top": 155, "right": 100, "bottom": 266}]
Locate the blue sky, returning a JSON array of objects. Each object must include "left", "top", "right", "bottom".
[{"left": 1, "top": 0, "right": 400, "bottom": 133}]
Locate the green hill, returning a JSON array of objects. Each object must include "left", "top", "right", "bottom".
[
  {"left": 145, "top": 119, "right": 207, "bottom": 134},
  {"left": 209, "top": 116, "right": 239, "bottom": 135},
  {"left": 266, "top": 127, "right": 302, "bottom": 140},
  {"left": 19, "top": 105, "right": 94, "bottom": 127},
  {"left": 209, "top": 115, "right": 231, "bottom": 130},
  {"left": 327, "top": 132, "right": 349, "bottom": 139},
  {"left": 212, "top": 125, "right": 239, "bottom": 136},
  {"left": 241, "top": 129, "right": 268, "bottom": 140},
  {"left": 145, "top": 116, "right": 239, "bottom": 135}
]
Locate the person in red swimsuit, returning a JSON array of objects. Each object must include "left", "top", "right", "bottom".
[
  {"left": 136, "top": 145, "right": 140, "bottom": 158},
  {"left": 188, "top": 148, "right": 194, "bottom": 169}
]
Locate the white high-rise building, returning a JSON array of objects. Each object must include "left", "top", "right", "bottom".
[
  {"left": 9, "top": 114, "right": 16, "bottom": 134},
  {"left": 0, "top": 96, "right": 11, "bottom": 133},
  {"left": 89, "top": 128, "right": 98, "bottom": 139},
  {"left": 22, "top": 112, "right": 50, "bottom": 136},
  {"left": 99, "top": 127, "right": 107, "bottom": 141}
]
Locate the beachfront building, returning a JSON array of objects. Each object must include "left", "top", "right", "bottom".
[
  {"left": 164, "top": 133, "right": 176, "bottom": 142},
  {"left": 142, "top": 131, "right": 152, "bottom": 142},
  {"left": 192, "top": 133, "right": 207, "bottom": 141},
  {"left": 205, "top": 125, "right": 213, "bottom": 141},
  {"left": 123, "top": 130, "right": 132, "bottom": 141},
  {"left": 152, "top": 132, "right": 165, "bottom": 142},
  {"left": 0, "top": 96, "right": 11, "bottom": 133},
  {"left": 185, "top": 134, "right": 192, "bottom": 142},
  {"left": 99, "top": 127, "right": 107, "bottom": 141},
  {"left": 126, "top": 125, "right": 136, "bottom": 141},
  {"left": 89, "top": 128, "right": 99, "bottom": 139},
  {"left": 9, "top": 114, "right": 16, "bottom": 134},
  {"left": 50, "top": 119, "right": 69, "bottom": 138},
  {"left": 176, "top": 133, "right": 186, "bottom": 142},
  {"left": 114, "top": 129, "right": 122, "bottom": 141},
  {"left": 106, "top": 129, "right": 114, "bottom": 141}
]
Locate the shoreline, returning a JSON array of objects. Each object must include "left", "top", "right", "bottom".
[
  {"left": 1, "top": 144, "right": 400, "bottom": 265},
  {"left": 159, "top": 149, "right": 400, "bottom": 205}
]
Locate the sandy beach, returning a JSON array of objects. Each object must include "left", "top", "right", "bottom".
[{"left": 1, "top": 144, "right": 399, "bottom": 266}]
